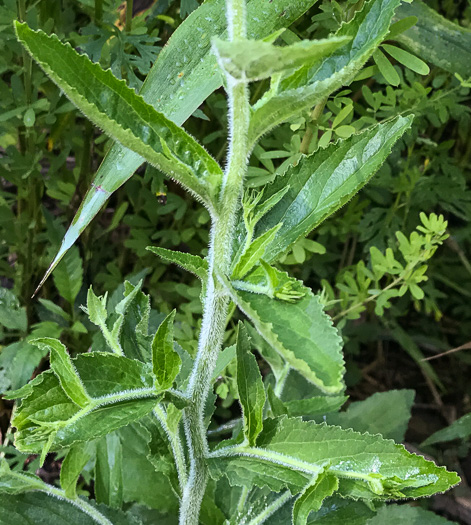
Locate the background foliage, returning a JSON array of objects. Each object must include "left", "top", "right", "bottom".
[{"left": 1, "top": 0, "right": 471, "bottom": 523}]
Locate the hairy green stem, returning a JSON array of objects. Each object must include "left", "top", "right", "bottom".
[
  {"left": 153, "top": 405, "right": 188, "bottom": 491},
  {"left": 179, "top": 1, "right": 249, "bottom": 523}
]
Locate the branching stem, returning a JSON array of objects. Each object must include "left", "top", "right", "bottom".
[{"left": 179, "top": 1, "right": 250, "bottom": 523}]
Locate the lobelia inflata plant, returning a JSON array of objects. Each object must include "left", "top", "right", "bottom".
[{"left": 0, "top": 0, "right": 460, "bottom": 524}]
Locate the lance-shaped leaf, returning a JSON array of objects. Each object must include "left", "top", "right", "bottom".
[
  {"left": 60, "top": 442, "right": 96, "bottom": 499},
  {"left": 208, "top": 417, "right": 460, "bottom": 498},
  {"left": 36, "top": 0, "right": 319, "bottom": 294},
  {"left": 394, "top": 0, "right": 471, "bottom": 77},
  {"left": 151, "top": 310, "right": 181, "bottom": 391},
  {"left": 236, "top": 323, "right": 266, "bottom": 446},
  {"left": 147, "top": 247, "right": 208, "bottom": 283},
  {"left": 212, "top": 36, "right": 350, "bottom": 81},
  {"left": 228, "top": 267, "right": 344, "bottom": 394},
  {"left": 249, "top": 0, "right": 402, "bottom": 145},
  {"left": 95, "top": 433, "right": 124, "bottom": 509},
  {"left": 232, "top": 224, "right": 282, "bottom": 279},
  {"left": 10, "top": 353, "right": 159, "bottom": 453},
  {"left": 293, "top": 471, "right": 339, "bottom": 525},
  {"left": 252, "top": 116, "right": 413, "bottom": 263},
  {"left": 32, "top": 338, "right": 90, "bottom": 408},
  {"left": 15, "top": 22, "right": 223, "bottom": 208}
]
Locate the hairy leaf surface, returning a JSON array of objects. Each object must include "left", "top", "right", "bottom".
[
  {"left": 147, "top": 246, "right": 208, "bottom": 282},
  {"left": 11, "top": 353, "right": 159, "bottom": 453},
  {"left": 254, "top": 116, "right": 413, "bottom": 262},
  {"left": 249, "top": 0, "right": 402, "bottom": 144},
  {"left": 32, "top": 338, "right": 90, "bottom": 408},
  {"left": 208, "top": 417, "right": 460, "bottom": 498},
  {"left": 15, "top": 22, "right": 223, "bottom": 208},
  {"left": 293, "top": 472, "right": 339, "bottom": 525},
  {"left": 229, "top": 268, "right": 344, "bottom": 394},
  {"left": 212, "top": 36, "right": 350, "bottom": 81},
  {"left": 36, "top": 0, "right": 319, "bottom": 290}
]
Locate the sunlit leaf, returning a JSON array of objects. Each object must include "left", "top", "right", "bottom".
[
  {"left": 250, "top": 116, "right": 413, "bottom": 263},
  {"left": 229, "top": 267, "right": 344, "bottom": 394},
  {"left": 212, "top": 36, "right": 350, "bottom": 81}
]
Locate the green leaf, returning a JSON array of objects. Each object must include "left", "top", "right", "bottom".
[
  {"left": 14, "top": 22, "right": 223, "bottom": 208},
  {"left": 52, "top": 245, "right": 83, "bottom": 305},
  {"left": 307, "top": 496, "right": 375, "bottom": 524},
  {"left": 212, "top": 36, "right": 350, "bottom": 81},
  {"left": 32, "top": 338, "right": 91, "bottom": 409},
  {"left": 293, "top": 472, "right": 339, "bottom": 525},
  {"left": 0, "top": 287, "right": 27, "bottom": 332},
  {"left": 84, "top": 285, "right": 134, "bottom": 356},
  {"left": 236, "top": 323, "right": 266, "bottom": 446},
  {"left": 36, "top": 0, "right": 319, "bottom": 292},
  {"left": 232, "top": 224, "right": 282, "bottom": 279},
  {"left": 151, "top": 310, "right": 181, "bottom": 391},
  {"left": 284, "top": 395, "right": 348, "bottom": 419},
  {"left": 249, "top": 0, "right": 402, "bottom": 144},
  {"left": 251, "top": 116, "right": 413, "bottom": 263},
  {"left": 0, "top": 460, "right": 45, "bottom": 495},
  {"left": 366, "top": 504, "right": 458, "bottom": 524},
  {"left": 229, "top": 267, "right": 344, "bottom": 394},
  {"left": 85, "top": 286, "right": 108, "bottom": 326},
  {"left": 118, "top": 419, "right": 179, "bottom": 513},
  {"left": 208, "top": 417, "right": 460, "bottom": 498},
  {"left": 394, "top": 0, "right": 471, "bottom": 77},
  {"left": 95, "top": 433, "right": 124, "bottom": 509},
  {"left": 118, "top": 282, "right": 153, "bottom": 362},
  {"left": 373, "top": 48, "right": 400, "bottom": 85},
  {"left": 0, "top": 492, "right": 141, "bottom": 525},
  {"left": 147, "top": 246, "right": 208, "bottom": 282},
  {"left": 421, "top": 412, "right": 471, "bottom": 447},
  {"left": 0, "top": 341, "right": 47, "bottom": 393},
  {"left": 382, "top": 44, "right": 429, "bottom": 75},
  {"left": 212, "top": 344, "right": 236, "bottom": 380},
  {"left": 387, "top": 16, "right": 418, "bottom": 40},
  {"left": 60, "top": 442, "right": 96, "bottom": 499},
  {"left": 12, "top": 353, "right": 158, "bottom": 453},
  {"left": 325, "top": 390, "right": 414, "bottom": 442}
]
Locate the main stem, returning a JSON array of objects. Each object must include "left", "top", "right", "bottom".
[{"left": 179, "top": 1, "right": 248, "bottom": 523}]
